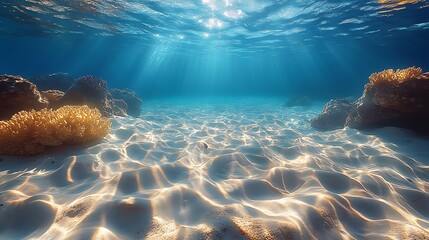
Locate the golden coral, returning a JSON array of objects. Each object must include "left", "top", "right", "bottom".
[
  {"left": 369, "top": 67, "right": 423, "bottom": 85},
  {"left": 0, "top": 105, "right": 111, "bottom": 156}
]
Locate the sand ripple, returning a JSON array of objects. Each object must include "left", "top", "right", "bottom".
[{"left": 1, "top": 98, "right": 429, "bottom": 239}]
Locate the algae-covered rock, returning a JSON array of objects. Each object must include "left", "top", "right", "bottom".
[
  {"left": 313, "top": 67, "right": 429, "bottom": 134},
  {"left": 346, "top": 77, "right": 429, "bottom": 133}
]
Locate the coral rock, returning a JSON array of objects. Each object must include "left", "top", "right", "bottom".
[
  {"left": 0, "top": 105, "right": 111, "bottom": 156},
  {"left": 41, "top": 90, "right": 65, "bottom": 106},
  {"left": 56, "top": 76, "right": 125, "bottom": 117},
  {"left": 111, "top": 88, "right": 143, "bottom": 117},
  {"left": 346, "top": 79, "right": 429, "bottom": 133},
  {"left": 0, "top": 75, "right": 48, "bottom": 120},
  {"left": 346, "top": 68, "right": 429, "bottom": 133},
  {"left": 311, "top": 99, "right": 353, "bottom": 131},
  {"left": 112, "top": 99, "right": 128, "bottom": 116},
  {"left": 29, "top": 73, "right": 75, "bottom": 91},
  {"left": 313, "top": 67, "right": 429, "bottom": 134}
]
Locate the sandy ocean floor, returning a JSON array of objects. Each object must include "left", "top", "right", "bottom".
[{"left": 1, "top": 98, "right": 429, "bottom": 239}]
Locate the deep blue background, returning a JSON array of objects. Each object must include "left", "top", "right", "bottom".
[
  {"left": 1, "top": 0, "right": 429, "bottom": 100},
  {"left": 0, "top": 33, "right": 428, "bottom": 100}
]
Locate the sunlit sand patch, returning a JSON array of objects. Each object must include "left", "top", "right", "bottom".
[{"left": 0, "top": 98, "right": 428, "bottom": 239}]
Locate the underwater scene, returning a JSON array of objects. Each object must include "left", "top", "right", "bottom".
[{"left": 1, "top": 0, "right": 429, "bottom": 239}]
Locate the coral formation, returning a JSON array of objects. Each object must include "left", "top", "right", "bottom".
[
  {"left": 1, "top": 74, "right": 142, "bottom": 119},
  {"left": 0, "top": 105, "right": 111, "bottom": 156},
  {"left": 0, "top": 74, "right": 48, "bottom": 120},
  {"left": 368, "top": 67, "right": 423, "bottom": 87},
  {"left": 312, "top": 67, "right": 429, "bottom": 134},
  {"left": 346, "top": 73, "right": 429, "bottom": 133}
]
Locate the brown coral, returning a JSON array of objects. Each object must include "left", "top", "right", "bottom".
[
  {"left": 0, "top": 105, "right": 111, "bottom": 156},
  {"left": 368, "top": 67, "right": 423, "bottom": 86}
]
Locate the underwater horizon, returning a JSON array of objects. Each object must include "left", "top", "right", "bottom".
[{"left": 1, "top": 1, "right": 429, "bottom": 239}]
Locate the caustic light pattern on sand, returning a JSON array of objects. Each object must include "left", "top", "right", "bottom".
[{"left": 0, "top": 100, "right": 428, "bottom": 239}]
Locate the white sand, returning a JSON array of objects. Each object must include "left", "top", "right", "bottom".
[{"left": 1, "top": 98, "right": 429, "bottom": 239}]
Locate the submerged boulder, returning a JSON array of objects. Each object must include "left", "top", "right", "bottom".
[
  {"left": 28, "top": 72, "right": 75, "bottom": 91},
  {"left": 111, "top": 88, "right": 143, "bottom": 117},
  {"left": 346, "top": 76, "right": 429, "bottom": 133},
  {"left": 313, "top": 67, "right": 429, "bottom": 134},
  {"left": 0, "top": 75, "right": 48, "bottom": 120},
  {"left": 56, "top": 76, "right": 126, "bottom": 117},
  {"left": 41, "top": 90, "right": 65, "bottom": 107},
  {"left": 311, "top": 99, "right": 353, "bottom": 131},
  {"left": 112, "top": 99, "right": 128, "bottom": 117},
  {"left": 0, "top": 74, "right": 141, "bottom": 119}
]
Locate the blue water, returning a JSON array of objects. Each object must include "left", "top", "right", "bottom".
[
  {"left": 1, "top": 0, "right": 429, "bottom": 99},
  {"left": 2, "top": 2, "right": 429, "bottom": 239}
]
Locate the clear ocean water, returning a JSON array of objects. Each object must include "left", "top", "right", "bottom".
[
  {"left": 1, "top": 0, "right": 429, "bottom": 98},
  {"left": 1, "top": 1, "right": 429, "bottom": 239}
]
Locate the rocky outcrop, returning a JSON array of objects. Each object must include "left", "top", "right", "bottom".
[
  {"left": 312, "top": 69, "right": 429, "bottom": 134},
  {"left": 112, "top": 99, "right": 128, "bottom": 117},
  {"left": 41, "top": 90, "right": 65, "bottom": 107},
  {"left": 311, "top": 99, "right": 353, "bottom": 131},
  {"left": 56, "top": 76, "right": 126, "bottom": 117},
  {"left": 0, "top": 74, "right": 142, "bottom": 119},
  {"left": 111, "top": 88, "right": 143, "bottom": 117},
  {"left": 346, "top": 77, "right": 429, "bottom": 133},
  {"left": 29, "top": 73, "right": 75, "bottom": 91},
  {"left": 0, "top": 75, "right": 48, "bottom": 120}
]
